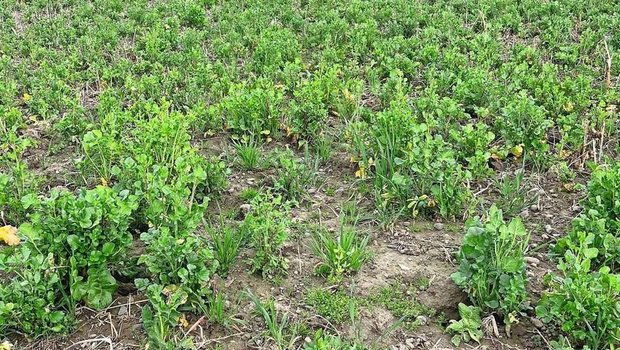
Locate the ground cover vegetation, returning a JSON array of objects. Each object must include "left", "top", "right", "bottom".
[{"left": 0, "top": 0, "right": 619, "bottom": 348}]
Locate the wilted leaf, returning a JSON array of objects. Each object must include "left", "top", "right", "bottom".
[{"left": 0, "top": 225, "right": 20, "bottom": 246}]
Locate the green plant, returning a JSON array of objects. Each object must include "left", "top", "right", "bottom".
[
  {"left": 241, "top": 193, "right": 290, "bottom": 280},
  {"left": 140, "top": 284, "right": 194, "bottom": 350},
  {"left": 209, "top": 225, "right": 242, "bottom": 277},
  {"left": 21, "top": 186, "right": 137, "bottom": 309},
  {"left": 272, "top": 150, "right": 311, "bottom": 202},
  {"left": 207, "top": 291, "right": 234, "bottom": 327},
  {"left": 0, "top": 249, "right": 72, "bottom": 336},
  {"left": 247, "top": 290, "right": 299, "bottom": 350},
  {"left": 0, "top": 135, "right": 39, "bottom": 223},
  {"left": 138, "top": 228, "right": 218, "bottom": 312},
  {"left": 286, "top": 69, "right": 336, "bottom": 141},
  {"left": 304, "top": 330, "right": 365, "bottom": 350},
  {"left": 310, "top": 225, "right": 370, "bottom": 282},
  {"left": 556, "top": 163, "right": 620, "bottom": 271},
  {"left": 446, "top": 303, "right": 483, "bottom": 346},
  {"left": 306, "top": 288, "right": 356, "bottom": 324},
  {"left": 234, "top": 137, "right": 261, "bottom": 170},
  {"left": 494, "top": 169, "right": 536, "bottom": 218},
  {"left": 451, "top": 205, "right": 530, "bottom": 326},
  {"left": 367, "top": 281, "right": 433, "bottom": 330},
  {"left": 221, "top": 81, "right": 283, "bottom": 137},
  {"left": 0, "top": 186, "right": 137, "bottom": 337},
  {"left": 537, "top": 232, "right": 620, "bottom": 350}
]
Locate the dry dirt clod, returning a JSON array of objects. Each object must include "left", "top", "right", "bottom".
[
  {"left": 524, "top": 256, "right": 540, "bottom": 266},
  {"left": 531, "top": 317, "right": 544, "bottom": 329}
]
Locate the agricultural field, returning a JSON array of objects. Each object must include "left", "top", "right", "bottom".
[{"left": 1, "top": 0, "right": 619, "bottom": 349}]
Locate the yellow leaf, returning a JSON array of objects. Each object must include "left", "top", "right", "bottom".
[
  {"left": 511, "top": 144, "right": 524, "bottom": 158},
  {"left": 343, "top": 89, "right": 355, "bottom": 102},
  {"left": 0, "top": 225, "right": 20, "bottom": 246},
  {"left": 559, "top": 149, "right": 571, "bottom": 159},
  {"left": 0, "top": 341, "right": 13, "bottom": 350},
  {"left": 260, "top": 129, "right": 270, "bottom": 135},
  {"left": 563, "top": 102, "right": 574, "bottom": 112},
  {"left": 100, "top": 177, "right": 109, "bottom": 187},
  {"left": 179, "top": 314, "right": 189, "bottom": 328},
  {"left": 355, "top": 165, "right": 366, "bottom": 179},
  {"left": 562, "top": 182, "right": 576, "bottom": 192},
  {"left": 163, "top": 284, "right": 179, "bottom": 296},
  {"left": 22, "top": 93, "right": 32, "bottom": 102},
  {"left": 427, "top": 197, "right": 436, "bottom": 208}
]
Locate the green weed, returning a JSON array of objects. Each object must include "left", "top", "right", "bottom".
[{"left": 310, "top": 225, "right": 370, "bottom": 283}]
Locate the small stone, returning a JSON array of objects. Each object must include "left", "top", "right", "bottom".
[
  {"left": 405, "top": 338, "right": 417, "bottom": 348},
  {"left": 239, "top": 203, "right": 252, "bottom": 214},
  {"left": 541, "top": 234, "right": 550, "bottom": 240},
  {"left": 390, "top": 346, "right": 398, "bottom": 350},
  {"left": 525, "top": 256, "right": 540, "bottom": 265},
  {"left": 308, "top": 188, "right": 316, "bottom": 194},
  {"left": 433, "top": 223, "right": 444, "bottom": 230},
  {"left": 416, "top": 315, "right": 428, "bottom": 326},
  {"left": 530, "top": 204, "right": 540, "bottom": 211},
  {"left": 531, "top": 317, "right": 544, "bottom": 329},
  {"left": 117, "top": 305, "right": 128, "bottom": 316},
  {"left": 399, "top": 264, "right": 411, "bottom": 271},
  {"left": 545, "top": 225, "right": 553, "bottom": 233}
]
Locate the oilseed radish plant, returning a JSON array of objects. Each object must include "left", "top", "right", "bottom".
[{"left": 0, "top": 0, "right": 619, "bottom": 348}]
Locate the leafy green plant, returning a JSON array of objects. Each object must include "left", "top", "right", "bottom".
[
  {"left": 556, "top": 163, "right": 620, "bottom": 271},
  {"left": 0, "top": 135, "right": 39, "bottom": 223},
  {"left": 286, "top": 66, "right": 341, "bottom": 141},
  {"left": 0, "top": 249, "right": 72, "bottom": 336},
  {"left": 310, "top": 225, "right": 370, "bottom": 282},
  {"left": 449, "top": 122, "right": 495, "bottom": 178},
  {"left": 221, "top": 81, "right": 283, "bottom": 137},
  {"left": 21, "top": 186, "right": 137, "bottom": 308},
  {"left": 451, "top": 205, "right": 530, "bottom": 326},
  {"left": 241, "top": 193, "right": 290, "bottom": 280},
  {"left": 140, "top": 284, "right": 194, "bottom": 350},
  {"left": 272, "top": 150, "right": 311, "bottom": 202},
  {"left": 446, "top": 303, "right": 484, "bottom": 346},
  {"left": 348, "top": 99, "right": 472, "bottom": 219},
  {"left": 497, "top": 92, "right": 553, "bottom": 167},
  {"left": 0, "top": 186, "right": 137, "bottom": 336},
  {"left": 304, "top": 330, "right": 365, "bottom": 350},
  {"left": 537, "top": 232, "right": 620, "bottom": 350},
  {"left": 138, "top": 228, "right": 218, "bottom": 312}
]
